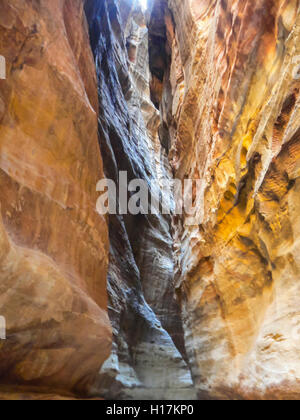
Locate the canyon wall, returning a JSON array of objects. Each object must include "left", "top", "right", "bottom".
[
  {"left": 156, "top": 0, "right": 300, "bottom": 400},
  {"left": 1, "top": 0, "right": 300, "bottom": 401},
  {"left": 0, "top": 0, "right": 111, "bottom": 399},
  {"left": 0, "top": 0, "right": 194, "bottom": 400},
  {"left": 85, "top": 0, "right": 195, "bottom": 400}
]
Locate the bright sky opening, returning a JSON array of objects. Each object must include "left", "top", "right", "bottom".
[{"left": 139, "top": 0, "right": 147, "bottom": 11}]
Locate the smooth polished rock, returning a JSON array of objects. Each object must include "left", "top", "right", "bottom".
[{"left": 0, "top": 0, "right": 111, "bottom": 398}]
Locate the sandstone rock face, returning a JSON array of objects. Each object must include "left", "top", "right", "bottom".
[
  {"left": 1, "top": 0, "right": 300, "bottom": 401},
  {"left": 0, "top": 0, "right": 111, "bottom": 398},
  {"left": 85, "top": 0, "right": 195, "bottom": 400},
  {"left": 156, "top": 0, "right": 300, "bottom": 400}
]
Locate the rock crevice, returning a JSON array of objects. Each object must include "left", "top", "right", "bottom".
[
  {"left": 85, "top": 0, "right": 195, "bottom": 400},
  {"left": 1, "top": 0, "right": 300, "bottom": 401}
]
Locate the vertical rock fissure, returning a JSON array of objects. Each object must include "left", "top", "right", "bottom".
[
  {"left": 85, "top": 0, "right": 195, "bottom": 400},
  {"left": 1, "top": 0, "right": 300, "bottom": 401}
]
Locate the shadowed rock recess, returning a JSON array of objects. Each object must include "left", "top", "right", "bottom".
[{"left": 0, "top": 0, "right": 300, "bottom": 401}]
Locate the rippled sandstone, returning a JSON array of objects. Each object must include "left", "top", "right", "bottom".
[
  {"left": 155, "top": 0, "right": 300, "bottom": 400},
  {"left": 1, "top": 0, "right": 300, "bottom": 401}
]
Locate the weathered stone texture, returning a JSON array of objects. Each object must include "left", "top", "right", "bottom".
[
  {"left": 1, "top": 0, "right": 300, "bottom": 401},
  {"left": 0, "top": 0, "right": 111, "bottom": 398},
  {"left": 85, "top": 0, "right": 195, "bottom": 400},
  {"left": 159, "top": 0, "right": 300, "bottom": 400}
]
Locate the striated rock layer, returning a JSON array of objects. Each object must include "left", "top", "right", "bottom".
[
  {"left": 1, "top": 0, "right": 300, "bottom": 401},
  {"left": 155, "top": 0, "right": 300, "bottom": 400},
  {"left": 0, "top": 0, "right": 111, "bottom": 398},
  {"left": 0, "top": 0, "right": 195, "bottom": 400},
  {"left": 86, "top": 0, "right": 195, "bottom": 400}
]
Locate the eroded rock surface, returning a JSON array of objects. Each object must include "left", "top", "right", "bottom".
[
  {"left": 0, "top": 0, "right": 111, "bottom": 398},
  {"left": 1, "top": 0, "right": 300, "bottom": 401},
  {"left": 155, "top": 0, "right": 300, "bottom": 400},
  {"left": 85, "top": 0, "right": 195, "bottom": 400}
]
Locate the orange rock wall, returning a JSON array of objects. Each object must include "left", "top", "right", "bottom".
[
  {"left": 160, "top": 0, "right": 300, "bottom": 399},
  {"left": 0, "top": 0, "right": 111, "bottom": 398},
  {"left": 2, "top": 0, "right": 300, "bottom": 401}
]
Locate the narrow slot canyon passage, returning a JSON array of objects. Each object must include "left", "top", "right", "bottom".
[
  {"left": 0, "top": 0, "right": 300, "bottom": 401},
  {"left": 85, "top": 0, "right": 195, "bottom": 399}
]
